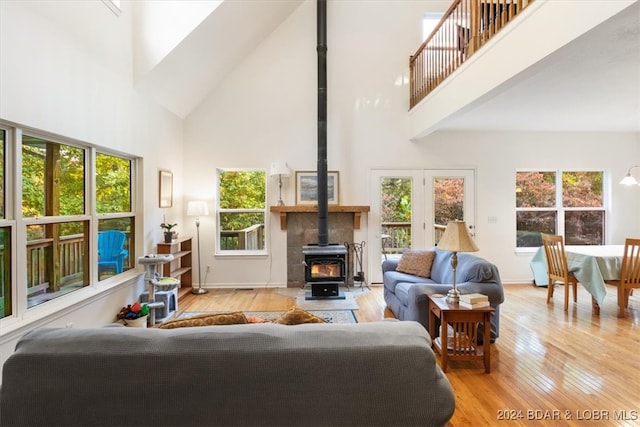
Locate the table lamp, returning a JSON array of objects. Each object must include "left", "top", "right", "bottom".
[
  {"left": 269, "top": 162, "right": 291, "bottom": 206},
  {"left": 437, "top": 220, "right": 479, "bottom": 304}
]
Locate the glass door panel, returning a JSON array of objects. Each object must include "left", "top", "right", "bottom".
[{"left": 425, "top": 170, "right": 475, "bottom": 247}]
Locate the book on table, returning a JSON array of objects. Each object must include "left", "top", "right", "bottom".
[
  {"left": 459, "top": 300, "right": 490, "bottom": 309},
  {"left": 459, "top": 293, "right": 488, "bottom": 304}
]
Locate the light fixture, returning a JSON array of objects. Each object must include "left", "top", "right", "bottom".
[
  {"left": 187, "top": 201, "right": 209, "bottom": 295},
  {"left": 437, "top": 220, "right": 479, "bottom": 304},
  {"left": 269, "top": 162, "right": 291, "bottom": 206},
  {"left": 620, "top": 165, "right": 640, "bottom": 186}
]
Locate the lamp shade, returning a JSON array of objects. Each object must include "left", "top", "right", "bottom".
[
  {"left": 270, "top": 162, "right": 291, "bottom": 177},
  {"left": 620, "top": 166, "right": 640, "bottom": 186},
  {"left": 187, "top": 201, "right": 209, "bottom": 217},
  {"left": 437, "top": 221, "right": 479, "bottom": 252}
]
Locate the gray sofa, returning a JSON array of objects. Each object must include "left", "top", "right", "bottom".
[
  {"left": 383, "top": 248, "right": 504, "bottom": 341},
  {"left": 0, "top": 321, "right": 455, "bottom": 427}
]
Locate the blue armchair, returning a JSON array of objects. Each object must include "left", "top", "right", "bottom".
[{"left": 98, "top": 230, "right": 128, "bottom": 274}]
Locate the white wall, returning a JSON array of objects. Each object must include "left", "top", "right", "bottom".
[
  {"left": 0, "top": 0, "right": 186, "bottom": 376},
  {"left": 184, "top": 0, "right": 450, "bottom": 287},
  {"left": 184, "top": 0, "right": 640, "bottom": 287}
]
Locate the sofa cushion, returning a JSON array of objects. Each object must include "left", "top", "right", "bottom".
[
  {"left": 273, "top": 307, "right": 327, "bottom": 325},
  {"left": 396, "top": 250, "right": 436, "bottom": 278},
  {"left": 157, "top": 311, "right": 248, "bottom": 329}
]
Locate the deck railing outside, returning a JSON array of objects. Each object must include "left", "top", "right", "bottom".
[
  {"left": 220, "top": 224, "right": 265, "bottom": 250},
  {"left": 410, "top": 0, "right": 534, "bottom": 108},
  {"left": 26, "top": 233, "right": 132, "bottom": 297},
  {"left": 381, "top": 223, "right": 447, "bottom": 258}
]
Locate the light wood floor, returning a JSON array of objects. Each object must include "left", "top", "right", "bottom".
[{"left": 178, "top": 284, "right": 640, "bottom": 427}]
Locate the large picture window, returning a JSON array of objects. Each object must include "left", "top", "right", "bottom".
[
  {"left": 217, "top": 169, "right": 267, "bottom": 254},
  {"left": 516, "top": 170, "right": 605, "bottom": 248},
  {"left": 0, "top": 121, "right": 139, "bottom": 320}
]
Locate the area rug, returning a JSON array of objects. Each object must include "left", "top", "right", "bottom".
[
  {"left": 177, "top": 310, "right": 358, "bottom": 324},
  {"left": 276, "top": 288, "right": 368, "bottom": 310}
]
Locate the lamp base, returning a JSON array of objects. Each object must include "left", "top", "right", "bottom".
[
  {"left": 191, "top": 287, "right": 208, "bottom": 295},
  {"left": 277, "top": 199, "right": 285, "bottom": 206},
  {"left": 446, "top": 287, "right": 460, "bottom": 304}
]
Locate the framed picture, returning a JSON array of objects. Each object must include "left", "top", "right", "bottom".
[
  {"left": 159, "top": 170, "right": 173, "bottom": 208},
  {"left": 296, "top": 171, "right": 339, "bottom": 205}
]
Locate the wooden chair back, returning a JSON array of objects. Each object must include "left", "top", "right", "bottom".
[
  {"left": 618, "top": 238, "right": 640, "bottom": 310},
  {"left": 541, "top": 233, "right": 578, "bottom": 310},
  {"left": 541, "top": 233, "right": 571, "bottom": 282}
]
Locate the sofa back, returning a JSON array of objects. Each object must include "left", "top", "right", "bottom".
[
  {"left": 1, "top": 321, "right": 455, "bottom": 427},
  {"left": 429, "top": 248, "right": 502, "bottom": 286}
]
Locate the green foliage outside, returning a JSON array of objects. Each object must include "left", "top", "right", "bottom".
[
  {"left": 96, "top": 153, "right": 131, "bottom": 214},
  {"left": 21, "top": 138, "right": 132, "bottom": 238},
  {"left": 0, "top": 130, "right": 5, "bottom": 219},
  {"left": 219, "top": 170, "right": 265, "bottom": 231}
]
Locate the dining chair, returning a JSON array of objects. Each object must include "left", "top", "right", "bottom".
[
  {"left": 607, "top": 238, "right": 640, "bottom": 315},
  {"left": 541, "top": 233, "right": 578, "bottom": 311}
]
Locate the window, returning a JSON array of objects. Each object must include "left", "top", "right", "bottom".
[
  {"left": 380, "top": 177, "right": 413, "bottom": 256},
  {"left": 0, "top": 128, "right": 10, "bottom": 319},
  {"left": 516, "top": 171, "right": 605, "bottom": 248},
  {"left": 22, "top": 135, "right": 89, "bottom": 308},
  {"left": 0, "top": 121, "right": 139, "bottom": 320},
  {"left": 217, "top": 169, "right": 266, "bottom": 254},
  {"left": 96, "top": 153, "right": 134, "bottom": 280}
]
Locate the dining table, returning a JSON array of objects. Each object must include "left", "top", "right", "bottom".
[{"left": 530, "top": 245, "right": 624, "bottom": 312}]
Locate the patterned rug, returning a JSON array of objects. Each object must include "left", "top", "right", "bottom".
[
  {"left": 275, "top": 288, "right": 368, "bottom": 310},
  {"left": 177, "top": 310, "right": 358, "bottom": 324}
]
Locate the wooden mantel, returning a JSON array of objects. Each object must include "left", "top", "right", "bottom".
[{"left": 270, "top": 205, "right": 370, "bottom": 230}]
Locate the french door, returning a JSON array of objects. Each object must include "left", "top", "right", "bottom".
[{"left": 368, "top": 169, "right": 475, "bottom": 283}]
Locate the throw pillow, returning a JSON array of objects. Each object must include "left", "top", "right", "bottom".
[
  {"left": 157, "top": 311, "right": 248, "bottom": 329},
  {"left": 246, "top": 315, "right": 271, "bottom": 323},
  {"left": 273, "top": 307, "right": 327, "bottom": 325},
  {"left": 396, "top": 250, "right": 436, "bottom": 278}
]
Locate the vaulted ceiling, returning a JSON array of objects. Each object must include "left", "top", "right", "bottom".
[{"left": 18, "top": 0, "right": 640, "bottom": 132}]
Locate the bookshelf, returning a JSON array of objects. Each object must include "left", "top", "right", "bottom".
[{"left": 156, "top": 237, "right": 192, "bottom": 288}]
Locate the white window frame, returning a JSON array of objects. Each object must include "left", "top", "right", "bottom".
[
  {"left": 515, "top": 169, "right": 608, "bottom": 251},
  {"left": 215, "top": 168, "right": 268, "bottom": 257}
]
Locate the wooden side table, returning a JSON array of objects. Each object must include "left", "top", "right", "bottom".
[{"left": 428, "top": 295, "right": 494, "bottom": 373}]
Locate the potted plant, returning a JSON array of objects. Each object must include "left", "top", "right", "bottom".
[
  {"left": 161, "top": 222, "right": 177, "bottom": 243},
  {"left": 117, "top": 302, "right": 150, "bottom": 327}
]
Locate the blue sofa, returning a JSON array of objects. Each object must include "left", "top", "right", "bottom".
[{"left": 383, "top": 248, "right": 504, "bottom": 341}]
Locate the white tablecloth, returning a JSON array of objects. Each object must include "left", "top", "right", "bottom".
[{"left": 530, "top": 245, "right": 623, "bottom": 306}]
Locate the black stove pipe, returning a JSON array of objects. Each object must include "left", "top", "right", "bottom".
[{"left": 317, "top": 0, "right": 329, "bottom": 246}]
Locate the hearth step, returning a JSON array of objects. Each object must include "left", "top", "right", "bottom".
[{"left": 306, "top": 282, "right": 346, "bottom": 300}]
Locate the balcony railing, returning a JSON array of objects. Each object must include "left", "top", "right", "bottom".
[
  {"left": 410, "top": 0, "right": 535, "bottom": 108},
  {"left": 26, "top": 233, "right": 132, "bottom": 306},
  {"left": 381, "top": 223, "right": 447, "bottom": 258},
  {"left": 220, "top": 224, "right": 265, "bottom": 250}
]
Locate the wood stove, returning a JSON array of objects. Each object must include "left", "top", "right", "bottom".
[{"left": 303, "top": 244, "right": 347, "bottom": 299}]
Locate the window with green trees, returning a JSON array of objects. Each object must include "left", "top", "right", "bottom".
[
  {"left": 0, "top": 128, "right": 10, "bottom": 319},
  {"left": 96, "top": 152, "right": 134, "bottom": 280},
  {"left": 217, "top": 169, "right": 266, "bottom": 253},
  {"left": 22, "top": 135, "right": 89, "bottom": 308},
  {"left": 516, "top": 170, "right": 605, "bottom": 247},
  {"left": 380, "top": 177, "right": 412, "bottom": 255}
]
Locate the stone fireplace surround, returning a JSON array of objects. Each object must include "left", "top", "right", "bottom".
[{"left": 270, "top": 206, "right": 369, "bottom": 288}]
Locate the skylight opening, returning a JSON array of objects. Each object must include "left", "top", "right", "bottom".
[{"left": 102, "top": 0, "right": 122, "bottom": 16}]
